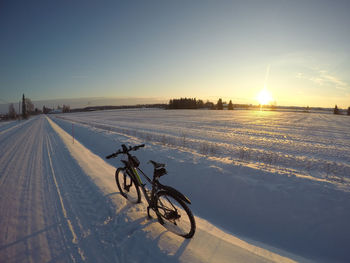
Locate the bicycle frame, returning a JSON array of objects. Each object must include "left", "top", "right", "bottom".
[
  {"left": 129, "top": 164, "right": 191, "bottom": 205},
  {"left": 128, "top": 165, "right": 159, "bottom": 206}
]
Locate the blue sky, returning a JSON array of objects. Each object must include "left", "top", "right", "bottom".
[{"left": 1, "top": 0, "right": 350, "bottom": 108}]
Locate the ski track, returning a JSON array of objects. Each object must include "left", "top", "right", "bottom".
[
  {"left": 0, "top": 116, "right": 120, "bottom": 262},
  {"left": 0, "top": 118, "right": 35, "bottom": 136}
]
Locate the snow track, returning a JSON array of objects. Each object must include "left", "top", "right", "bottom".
[
  {"left": 0, "top": 117, "right": 120, "bottom": 262},
  {"left": 0, "top": 118, "right": 35, "bottom": 136}
]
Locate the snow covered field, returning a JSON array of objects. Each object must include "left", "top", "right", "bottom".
[
  {"left": 56, "top": 109, "right": 350, "bottom": 183},
  {"left": 1, "top": 109, "right": 349, "bottom": 262}
]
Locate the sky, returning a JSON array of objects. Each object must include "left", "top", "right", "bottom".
[{"left": 1, "top": 0, "right": 350, "bottom": 109}]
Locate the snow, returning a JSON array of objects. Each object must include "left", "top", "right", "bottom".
[
  {"left": 0, "top": 118, "right": 35, "bottom": 135},
  {"left": 46, "top": 116, "right": 298, "bottom": 263},
  {"left": 54, "top": 109, "right": 350, "bottom": 183},
  {"left": 1, "top": 109, "right": 349, "bottom": 262},
  {"left": 52, "top": 109, "right": 350, "bottom": 262},
  {"left": 0, "top": 116, "right": 121, "bottom": 262}
]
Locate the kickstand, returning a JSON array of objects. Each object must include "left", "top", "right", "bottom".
[{"left": 147, "top": 206, "right": 153, "bottom": 219}]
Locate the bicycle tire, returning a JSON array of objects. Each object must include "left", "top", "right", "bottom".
[
  {"left": 115, "top": 168, "right": 141, "bottom": 203},
  {"left": 155, "top": 190, "right": 196, "bottom": 238}
]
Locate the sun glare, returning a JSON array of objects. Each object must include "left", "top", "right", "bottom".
[{"left": 257, "top": 89, "right": 273, "bottom": 105}]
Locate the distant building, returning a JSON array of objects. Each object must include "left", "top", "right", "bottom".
[{"left": 49, "top": 109, "right": 63, "bottom": 114}]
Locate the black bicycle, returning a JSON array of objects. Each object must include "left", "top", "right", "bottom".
[{"left": 106, "top": 144, "right": 196, "bottom": 238}]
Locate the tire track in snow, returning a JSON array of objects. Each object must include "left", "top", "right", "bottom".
[
  {"left": 0, "top": 116, "right": 64, "bottom": 262},
  {"left": 0, "top": 118, "right": 39, "bottom": 189},
  {"left": 0, "top": 117, "right": 35, "bottom": 136},
  {"left": 0, "top": 116, "right": 121, "bottom": 263}
]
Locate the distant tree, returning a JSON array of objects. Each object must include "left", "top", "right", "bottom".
[
  {"left": 333, "top": 105, "right": 340, "bottom": 115},
  {"left": 217, "top": 98, "right": 223, "bottom": 110},
  {"left": 43, "top": 106, "right": 53, "bottom": 114},
  {"left": 8, "top": 103, "right": 17, "bottom": 119},
  {"left": 204, "top": 100, "right": 214, "bottom": 109},
  {"left": 168, "top": 98, "right": 197, "bottom": 109},
  {"left": 347, "top": 107, "right": 350, "bottom": 116},
  {"left": 22, "top": 94, "right": 27, "bottom": 119},
  {"left": 62, "top": 105, "right": 70, "bottom": 113},
  {"left": 34, "top": 108, "right": 41, "bottom": 115},
  {"left": 228, "top": 100, "right": 233, "bottom": 110},
  {"left": 26, "top": 98, "right": 34, "bottom": 114},
  {"left": 302, "top": 106, "right": 310, "bottom": 113},
  {"left": 168, "top": 98, "right": 216, "bottom": 110},
  {"left": 196, "top": 99, "right": 204, "bottom": 108}
]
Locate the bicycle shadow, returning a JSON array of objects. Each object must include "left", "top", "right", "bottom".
[
  {"left": 103, "top": 191, "right": 193, "bottom": 262},
  {"left": 173, "top": 238, "right": 191, "bottom": 259},
  {"left": 149, "top": 229, "right": 192, "bottom": 261}
]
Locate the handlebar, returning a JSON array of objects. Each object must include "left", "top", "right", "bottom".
[{"left": 106, "top": 144, "right": 145, "bottom": 159}]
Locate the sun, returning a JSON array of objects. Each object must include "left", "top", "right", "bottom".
[{"left": 257, "top": 89, "right": 273, "bottom": 105}]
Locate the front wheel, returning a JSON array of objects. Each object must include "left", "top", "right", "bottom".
[
  {"left": 155, "top": 190, "right": 196, "bottom": 238},
  {"left": 115, "top": 168, "right": 141, "bottom": 203}
]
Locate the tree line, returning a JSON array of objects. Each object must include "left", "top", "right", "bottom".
[
  {"left": 3, "top": 94, "right": 71, "bottom": 120},
  {"left": 168, "top": 98, "right": 234, "bottom": 110},
  {"left": 3, "top": 95, "right": 349, "bottom": 120},
  {"left": 6, "top": 94, "right": 37, "bottom": 120},
  {"left": 169, "top": 98, "right": 350, "bottom": 115}
]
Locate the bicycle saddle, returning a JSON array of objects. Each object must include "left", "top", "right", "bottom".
[{"left": 149, "top": 160, "right": 165, "bottom": 169}]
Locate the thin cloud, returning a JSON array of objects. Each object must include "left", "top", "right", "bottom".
[
  {"left": 297, "top": 70, "right": 348, "bottom": 90},
  {"left": 322, "top": 73, "right": 347, "bottom": 87}
]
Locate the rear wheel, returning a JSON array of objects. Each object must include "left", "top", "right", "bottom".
[
  {"left": 115, "top": 168, "right": 141, "bottom": 203},
  {"left": 155, "top": 191, "right": 196, "bottom": 238}
]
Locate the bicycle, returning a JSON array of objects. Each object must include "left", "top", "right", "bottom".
[{"left": 106, "top": 144, "right": 196, "bottom": 238}]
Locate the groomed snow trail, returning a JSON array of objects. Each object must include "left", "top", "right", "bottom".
[
  {"left": 0, "top": 116, "right": 299, "bottom": 263},
  {"left": 0, "top": 116, "right": 120, "bottom": 262}
]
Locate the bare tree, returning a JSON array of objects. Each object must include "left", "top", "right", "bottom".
[
  {"left": 63, "top": 104, "right": 70, "bottom": 113},
  {"left": 26, "top": 98, "right": 34, "bottom": 113},
  {"left": 8, "top": 103, "right": 17, "bottom": 119}
]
